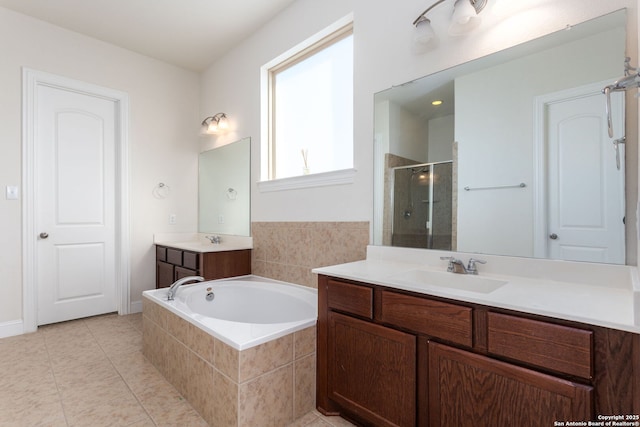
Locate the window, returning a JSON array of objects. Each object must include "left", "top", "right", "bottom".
[{"left": 263, "top": 20, "right": 353, "bottom": 183}]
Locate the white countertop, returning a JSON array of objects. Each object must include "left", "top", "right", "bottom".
[
  {"left": 313, "top": 246, "right": 640, "bottom": 334},
  {"left": 154, "top": 233, "right": 253, "bottom": 253}
]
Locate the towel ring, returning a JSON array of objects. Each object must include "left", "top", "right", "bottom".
[
  {"left": 226, "top": 188, "right": 238, "bottom": 200},
  {"left": 153, "top": 182, "right": 170, "bottom": 199}
]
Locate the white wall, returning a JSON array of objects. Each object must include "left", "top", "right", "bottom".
[
  {"left": 428, "top": 115, "right": 454, "bottom": 162},
  {"left": 200, "top": 0, "right": 638, "bottom": 227},
  {"left": 390, "top": 102, "right": 429, "bottom": 163},
  {"left": 0, "top": 7, "right": 200, "bottom": 325}
]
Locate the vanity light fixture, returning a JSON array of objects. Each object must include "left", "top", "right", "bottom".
[
  {"left": 413, "top": 0, "right": 488, "bottom": 49},
  {"left": 432, "top": 100, "right": 443, "bottom": 106},
  {"left": 201, "top": 113, "right": 229, "bottom": 134}
]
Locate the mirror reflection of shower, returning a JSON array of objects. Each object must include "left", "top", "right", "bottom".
[{"left": 392, "top": 161, "right": 453, "bottom": 250}]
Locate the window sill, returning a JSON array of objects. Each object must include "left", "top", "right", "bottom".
[{"left": 257, "top": 168, "right": 357, "bottom": 192}]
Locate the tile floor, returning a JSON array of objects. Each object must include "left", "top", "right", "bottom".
[{"left": 0, "top": 313, "right": 354, "bottom": 427}]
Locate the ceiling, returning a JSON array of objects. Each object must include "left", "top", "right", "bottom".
[{"left": 0, "top": 0, "right": 298, "bottom": 71}]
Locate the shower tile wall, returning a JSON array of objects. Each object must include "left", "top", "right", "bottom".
[
  {"left": 251, "top": 221, "right": 370, "bottom": 288},
  {"left": 383, "top": 153, "right": 417, "bottom": 246}
]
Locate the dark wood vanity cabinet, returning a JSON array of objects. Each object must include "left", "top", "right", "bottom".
[
  {"left": 429, "top": 341, "right": 592, "bottom": 427},
  {"left": 155, "top": 245, "right": 251, "bottom": 288},
  {"left": 317, "top": 275, "right": 640, "bottom": 427},
  {"left": 328, "top": 312, "right": 416, "bottom": 427}
]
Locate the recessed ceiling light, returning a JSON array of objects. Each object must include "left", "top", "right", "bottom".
[{"left": 432, "top": 100, "right": 443, "bottom": 106}]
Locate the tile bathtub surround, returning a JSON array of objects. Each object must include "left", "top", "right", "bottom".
[
  {"left": 143, "top": 297, "right": 322, "bottom": 427},
  {"left": 251, "top": 221, "right": 370, "bottom": 288},
  {"left": 0, "top": 311, "right": 353, "bottom": 427}
]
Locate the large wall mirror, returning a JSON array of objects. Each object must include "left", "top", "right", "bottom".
[
  {"left": 373, "top": 9, "right": 638, "bottom": 265},
  {"left": 199, "top": 137, "right": 251, "bottom": 236}
]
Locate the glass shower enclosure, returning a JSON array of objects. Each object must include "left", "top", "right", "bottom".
[{"left": 392, "top": 161, "right": 453, "bottom": 250}]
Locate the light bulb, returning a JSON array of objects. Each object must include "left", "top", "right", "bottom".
[
  {"left": 207, "top": 121, "right": 218, "bottom": 133},
  {"left": 218, "top": 115, "right": 229, "bottom": 130},
  {"left": 413, "top": 18, "right": 436, "bottom": 53},
  {"left": 449, "top": 0, "right": 481, "bottom": 35}
]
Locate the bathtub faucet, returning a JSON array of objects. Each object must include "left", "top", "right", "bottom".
[{"left": 167, "top": 276, "right": 205, "bottom": 301}]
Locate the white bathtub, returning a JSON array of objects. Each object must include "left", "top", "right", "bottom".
[{"left": 142, "top": 275, "right": 317, "bottom": 350}]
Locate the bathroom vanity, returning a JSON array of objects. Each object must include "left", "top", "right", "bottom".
[
  {"left": 154, "top": 235, "right": 252, "bottom": 288},
  {"left": 314, "top": 247, "right": 640, "bottom": 427}
]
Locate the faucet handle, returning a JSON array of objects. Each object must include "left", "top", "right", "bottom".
[
  {"left": 205, "top": 235, "right": 221, "bottom": 244},
  {"left": 440, "top": 256, "right": 457, "bottom": 272},
  {"left": 466, "top": 258, "right": 486, "bottom": 274}
]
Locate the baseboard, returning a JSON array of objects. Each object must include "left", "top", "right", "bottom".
[
  {"left": 0, "top": 319, "right": 24, "bottom": 339},
  {"left": 130, "top": 300, "right": 142, "bottom": 314}
]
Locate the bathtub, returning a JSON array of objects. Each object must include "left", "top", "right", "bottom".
[
  {"left": 142, "top": 275, "right": 319, "bottom": 425},
  {"left": 142, "top": 275, "right": 317, "bottom": 350}
]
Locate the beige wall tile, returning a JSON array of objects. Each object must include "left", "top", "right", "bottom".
[
  {"left": 164, "top": 336, "right": 191, "bottom": 396},
  {"left": 142, "top": 297, "right": 167, "bottom": 330},
  {"left": 185, "top": 351, "right": 215, "bottom": 421},
  {"left": 214, "top": 339, "right": 240, "bottom": 382},
  {"left": 250, "top": 221, "right": 369, "bottom": 288},
  {"left": 211, "top": 369, "right": 239, "bottom": 427},
  {"left": 188, "top": 322, "right": 216, "bottom": 365},
  {"left": 294, "top": 326, "right": 316, "bottom": 359},
  {"left": 166, "top": 310, "right": 190, "bottom": 344},
  {"left": 239, "top": 365, "right": 294, "bottom": 427},
  {"left": 239, "top": 334, "right": 293, "bottom": 382},
  {"left": 294, "top": 354, "right": 316, "bottom": 419},
  {"left": 142, "top": 317, "right": 168, "bottom": 377}
]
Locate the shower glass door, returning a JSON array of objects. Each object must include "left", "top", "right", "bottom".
[{"left": 392, "top": 161, "right": 453, "bottom": 250}]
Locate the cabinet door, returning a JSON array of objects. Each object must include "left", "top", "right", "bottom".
[
  {"left": 201, "top": 250, "right": 251, "bottom": 280},
  {"left": 175, "top": 266, "right": 197, "bottom": 280},
  {"left": 428, "top": 342, "right": 593, "bottom": 427},
  {"left": 156, "top": 261, "right": 174, "bottom": 289},
  {"left": 328, "top": 311, "right": 416, "bottom": 427}
]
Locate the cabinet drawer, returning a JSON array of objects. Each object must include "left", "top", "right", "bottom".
[
  {"left": 183, "top": 251, "right": 199, "bottom": 270},
  {"left": 327, "top": 279, "right": 373, "bottom": 319},
  {"left": 379, "top": 291, "right": 473, "bottom": 347},
  {"left": 167, "top": 248, "right": 182, "bottom": 265},
  {"left": 156, "top": 246, "right": 167, "bottom": 262},
  {"left": 487, "top": 312, "right": 593, "bottom": 379}
]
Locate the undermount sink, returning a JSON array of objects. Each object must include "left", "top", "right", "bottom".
[{"left": 389, "top": 269, "right": 508, "bottom": 294}]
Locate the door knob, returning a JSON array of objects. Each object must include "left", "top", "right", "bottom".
[
  {"left": 39, "top": 232, "right": 49, "bottom": 239},
  {"left": 549, "top": 233, "right": 558, "bottom": 240}
]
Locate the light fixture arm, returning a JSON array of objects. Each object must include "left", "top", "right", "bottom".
[
  {"left": 201, "top": 112, "right": 227, "bottom": 127},
  {"left": 413, "top": 0, "right": 446, "bottom": 26},
  {"left": 412, "top": 0, "right": 488, "bottom": 26}
]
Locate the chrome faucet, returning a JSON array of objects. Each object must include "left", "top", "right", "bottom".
[
  {"left": 205, "top": 235, "right": 221, "bottom": 244},
  {"left": 167, "top": 276, "right": 205, "bottom": 301},
  {"left": 440, "top": 257, "right": 486, "bottom": 275}
]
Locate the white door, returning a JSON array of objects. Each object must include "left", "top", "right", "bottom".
[
  {"left": 36, "top": 84, "right": 118, "bottom": 325},
  {"left": 543, "top": 85, "right": 625, "bottom": 264}
]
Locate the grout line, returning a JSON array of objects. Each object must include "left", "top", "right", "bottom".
[{"left": 41, "top": 325, "right": 71, "bottom": 427}]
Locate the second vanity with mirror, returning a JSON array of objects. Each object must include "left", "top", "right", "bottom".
[
  {"left": 155, "top": 137, "right": 252, "bottom": 288},
  {"left": 154, "top": 235, "right": 252, "bottom": 288},
  {"left": 317, "top": 8, "right": 640, "bottom": 427},
  {"left": 374, "top": 9, "right": 636, "bottom": 266}
]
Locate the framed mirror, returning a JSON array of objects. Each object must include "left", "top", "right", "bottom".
[
  {"left": 373, "top": 10, "right": 637, "bottom": 265},
  {"left": 198, "top": 137, "right": 251, "bottom": 236}
]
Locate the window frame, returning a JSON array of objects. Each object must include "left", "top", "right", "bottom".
[{"left": 260, "top": 14, "right": 355, "bottom": 190}]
